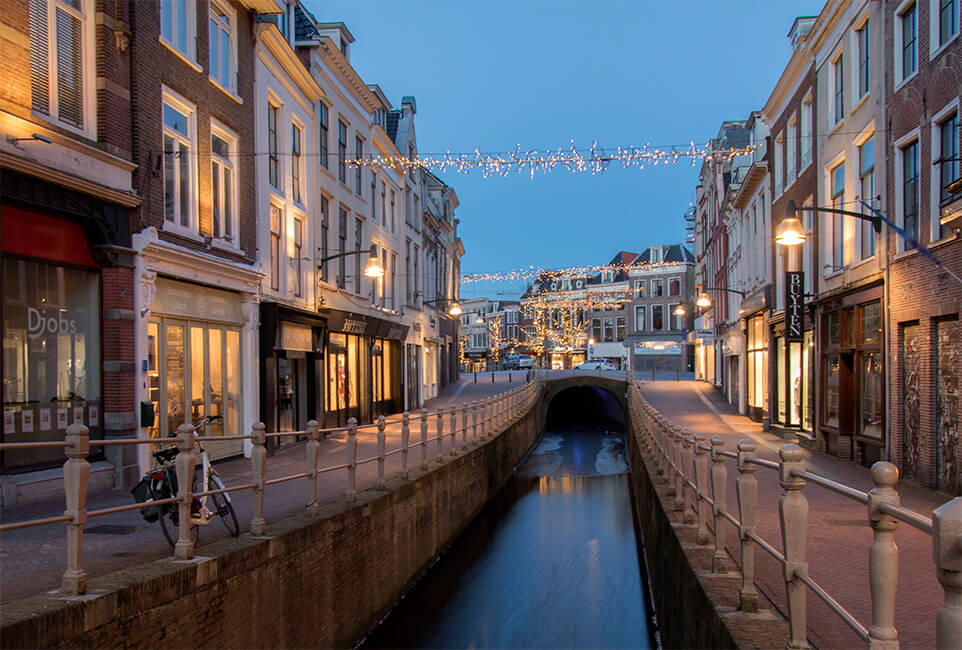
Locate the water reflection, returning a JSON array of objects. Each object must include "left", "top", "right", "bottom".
[{"left": 360, "top": 426, "right": 652, "bottom": 650}]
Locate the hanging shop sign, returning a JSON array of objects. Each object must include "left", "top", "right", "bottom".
[
  {"left": 279, "top": 321, "right": 313, "bottom": 352},
  {"left": 785, "top": 271, "right": 805, "bottom": 342}
]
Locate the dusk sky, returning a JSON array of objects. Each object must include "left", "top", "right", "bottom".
[{"left": 314, "top": 0, "right": 823, "bottom": 299}]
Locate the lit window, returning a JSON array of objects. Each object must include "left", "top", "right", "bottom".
[
  {"left": 937, "top": 113, "right": 958, "bottom": 239},
  {"left": 208, "top": 1, "right": 234, "bottom": 92},
  {"left": 29, "top": 0, "right": 90, "bottom": 130},
  {"left": 160, "top": 0, "right": 195, "bottom": 59},
  {"left": 210, "top": 123, "right": 236, "bottom": 242},
  {"left": 162, "top": 91, "right": 196, "bottom": 230}
]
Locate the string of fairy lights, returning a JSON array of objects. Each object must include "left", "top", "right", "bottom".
[{"left": 461, "top": 260, "right": 683, "bottom": 284}]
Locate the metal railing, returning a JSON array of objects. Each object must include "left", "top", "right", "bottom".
[
  {"left": 0, "top": 378, "right": 541, "bottom": 596},
  {"left": 627, "top": 382, "right": 961, "bottom": 650}
]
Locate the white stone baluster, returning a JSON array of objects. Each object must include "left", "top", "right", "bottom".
[
  {"left": 174, "top": 422, "right": 197, "bottom": 559},
  {"left": 306, "top": 420, "right": 320, "bottom": 515},
  {"left": 346, "top": 418, "right": 358, "bottom": 501},
  {"left": 778, "top": 444, "right": 810, "bottom": 650},
  {"left": 710, "top": 435, "right": 728, "bottom": 574},
  {"left": 436, "top": 409, "right": 444, "bottom": 463},
  {"left": 62, "top": 423, "right": 90, "bottom": 594},
  {"left": 933, "top": 497, "right": 962, "bottom": 650},
  {"left": 867, "top": 461, "right": 900, "bottom": 650},
  {"left": 420, "top": 408, "right": 428, "bottom": 471},
  {"left": 250, "top": 422, "right": 267, "bottom": 534},
  {"left": 693, "top": 432, "right": 710, "bottom": 545},
  {"left": 396, "top": 413, "right": 405, "bottom": 483}
]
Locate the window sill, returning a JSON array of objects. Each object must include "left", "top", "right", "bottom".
[
  {"left": 211, "top": 237, "right": 243, "bottom": 254},
  {"left": 930, "top": 32, "right": 960, "bottom": 61},
  {"left": 929, "top": 232, "right": 959, "bottom": 250},
  {"left": 209, "top": 77, "right": 243, "bottom": 104},
  {"left": 850, "top": 92, "right": 870, "bottom": 115},
  {"left": 893, "top": 70, "right": 918, "bottom": 94},
  {"left": 160, "top": 37, "right": 202, "bottom": 73},
  {"left": 318, "top": 166, "right": 336, "bottom": 182},
  {"left": 161, "top": 223, "right": 204, "bottom": 244},
  {"left": 828, "top": 118, "right": 846, "bottom": 137},
  {"left": 30, "top": 111, "right": 96, "bottom": 142},
  {"left": 892, "top": 247, "right": 920, "bottom": 262},
  {"left": 849, "top": 254, "right": 877, "bottom": 270}
]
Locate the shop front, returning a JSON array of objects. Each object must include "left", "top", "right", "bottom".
[
  {"left": 633, "top": 338, "right": 684, "bottom": 371},
  {"left": 818, "top": 287, "right": 884, "bottom": 465},
  {"left": 689, "top": 329, "right": 714, "bottom": 381},
  {"left": 148, "top": 278, "right": 249, "bottom": 461},
  {"left": 770, "top": 314, "right": 815, "bottom": 441},
  {"left": 2, "top": 209, "right": 104, "bottom": 471},
  {"left": 744, "top": 312, "right": 769, "bottom": 422},
  {"left": 324, "top": 310, "right": 405, "bottom": 427}
]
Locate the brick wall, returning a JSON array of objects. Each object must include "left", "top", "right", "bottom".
[{"left": 885, "top": 0, "right": 962, "bottom": 488}]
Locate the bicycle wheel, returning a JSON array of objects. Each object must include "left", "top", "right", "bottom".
[
  {"left": 209, "top": 473, "right": 240, "bottom": 536},
  {"left": 158, "top": 503, "right": 199, "bottom": 548}
]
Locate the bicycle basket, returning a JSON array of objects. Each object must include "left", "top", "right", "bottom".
[{"left": 130, "top": 476, "right": 159, "bottom": 523}]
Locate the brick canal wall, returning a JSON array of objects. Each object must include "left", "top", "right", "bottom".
[
  {"left": 626, "top": 416, "right": 789, "bottom": 649},
  {"left": 1, "top": 407, "right": 543, "bottom": 649}
]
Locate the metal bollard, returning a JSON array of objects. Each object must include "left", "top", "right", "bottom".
[
  {"left": 777, "top": 444, "right": 810, "bottom": 650},
  {"left": 346, "top": 418, "right": 358, "bottom": 501},
  {"left": 397, "top": 413, "right": 406, "bottom": 483},
  {"left": 474, "top": 372, "right": 477, "bottom": 383},
  {"left": 652, "top": 368, "right": 655, "bottom": 381},
  {"left": 509, "top": 372, "right": 512, "bottom": 383},
  {"left": 250, "top": 422, "right": 267, "bottom": 534},
  {"left": 174, "top": 422, "right": 198, "bottom": 559},
  {"left": 62, "top": 423, "right": 90, "bottom": 594},
  {"left": 306, "top": 420, "right": 320, "bottom": 515},
  {"left": 492, "top": 371, "right": 495, "bottom": 383},
  {"left": 710, "top": 435, "right": 728, "bottom": 573},
  {"left": 420, "top": 408, "right": 428, "bottom": 471},
  {"left": 736, "top": 439, "right": 759, "bottom": 611}
]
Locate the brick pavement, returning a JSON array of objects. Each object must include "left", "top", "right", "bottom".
[
  {"left": 0, "top": 373, "right": 523, "bottom": 605},
  {"left": 638, "top": 378, "right": 949, "bottom": 650}
]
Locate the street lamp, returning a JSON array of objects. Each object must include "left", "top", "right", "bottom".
[
  {"left": 318, "top": 244, "right": 384, "bottom": 278},
  {"left": 422, "top": 297, "right": 463, "bottom": 316},
  {"left": 777, "top": 199, "right": 882, "bottom": 248},
  {"left": 694, "top": 286, "right": 746, "bottom": 308},
  {"left": 673, "top": 305, "right": 686, "bottom": 316}
]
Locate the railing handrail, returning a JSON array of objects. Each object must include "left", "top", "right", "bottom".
[
  {"left": 627, "top": 383, "right": 960, "bottom": 650},
  {"left": 0, "top": 377, "right": 543, "bottom": 599}
]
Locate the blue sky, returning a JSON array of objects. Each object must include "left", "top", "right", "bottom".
[{"left": 313, "top": 0, "right": 823, "bottom": 299}]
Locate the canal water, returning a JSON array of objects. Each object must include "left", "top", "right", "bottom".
[{"left": 359, "top": 422, "right": 656, "bottom": 649}]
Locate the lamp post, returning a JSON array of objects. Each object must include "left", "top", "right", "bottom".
[
  {"left": 421, "top": 297, "right": 463, "bottom": 316},
  {"left": 318, "top": 244, "right": 385, "bottom": 280}
]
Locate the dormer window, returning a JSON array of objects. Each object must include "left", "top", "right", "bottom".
[{"left": 650, "top": 247, "right": 664, "bottom": 263}]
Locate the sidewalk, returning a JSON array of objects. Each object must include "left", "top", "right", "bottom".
[
  {"left": 639, "top": 378, "right": 948, "bottom": 650},
  {"left": 0, "top": 373, "right": 522, "bottom": 605}
]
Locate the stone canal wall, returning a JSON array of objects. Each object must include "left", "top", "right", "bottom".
[
  {"left": 626, "top": 414, "right": 788, "bottom": 649},
  {"left": 1, "top": 407, "right": 543, "bottom": 649}
]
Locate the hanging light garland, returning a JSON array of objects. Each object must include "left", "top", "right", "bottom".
[
  {"left": 461, "top": 259, "right": 684, "bottom": 284},
  {"left": 348, "top": 140, "right": 757, "bottom": 178}
]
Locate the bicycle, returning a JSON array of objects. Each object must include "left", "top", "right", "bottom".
[{"left": 131, "top": 415, "right": 240, "bottom": 547}]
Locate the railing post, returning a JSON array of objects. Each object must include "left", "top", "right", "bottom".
[
  {"left": 62, "top": 423, "right": 90, "bottom": 594},
  {"left": 436, "top": 409, "right": 444, "bottom": 463},
  {"left": 250, "top": 422, "right": 266, "bottom": 535},
  {"left": 694, "top": 431, "right": 710, "bottom": 545},
  {"left": 306, "top": 420, "right": 320, "bottom": 515},
  {"left": 420, "top": 408, "right": 428, "bottom": 471},
  {"left": 933, "top": 497, "right": 962, "bottom": 650},
  {"left": 174, "top": 422, "right": 197, "bottom": 559},
  {"left": 346, "top": 418, "right": 358, "bottom": 501},
  {"left": 462, "top": 405, "right": 469, "bottom": 450},
  {"left": 867, "top": 461, "right": 900, "bottom": 650},
  {"left": 778, "top": 443, "right": 810, "bottom": 650},
  {"left": 736, "top": 439, "right": 759, "bottom": 611},
  {"left": 681, "top": 428, "right": 695, "bottom": 523},
  {"left": 710, "top": 435, "right": 728, "bottom": 574},
  {"left": 395, "top": 414, "right": 403, "bottom": 483},
  {"left": 479, "top": 398, "right": 488, "bottom": 441},
  {"left": 472, "top": 401, "right": 479, "bottom": 443},
  {"left": 450, "top": 408, "right": 458, "bottom": 456}
]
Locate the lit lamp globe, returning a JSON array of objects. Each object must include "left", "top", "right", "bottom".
[
  {"left": 775, "top": 202, "right": 806, "bottom": 247},
  {"left": 673, "top": 305, "right": 686, "bottom": 316},
  {"left": 696, "top": 293, "right": 712, "bottom": 308},
  {"left": 448, "top": 301, "right": 463, "bottom": 316},
  {"left": 363, "top": 250, "right": 385, "bottom": 278}
]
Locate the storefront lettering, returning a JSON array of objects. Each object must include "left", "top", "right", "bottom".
[
  {"left": 28, "top": 307, "right": 77, "bottom": 339},
  {"left": 342, "top": 319, "right": 367, "bottom": 334},
  {"left": 786, "top": 271, "right": 804, "bottom": 342}
]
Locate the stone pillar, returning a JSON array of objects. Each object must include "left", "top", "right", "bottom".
[
  {"left": 867, "top": 462, "right": 900, "bottom": 650},
  {"left": 174, "top": 423, "right": 197, "bottom": 560},
  {"left": 778, "top": 444, "right": 810, "bottom": 650},
  {"left": 390, "top": 414, "right": 398, "bottom": 485},
  {"left": 62, "top": 423, "right": 90, "bottom": 594},
  {"left": 250, "top": 422, "right": 266, "bottom": 534},
  {"left": 420, "top": 408, "right": 428, "bottom": 471},
  {"left": 306, "top": 420, "right": 320, "bottom": 515},
  {"left": 694, "top": 432, "right": 710, "bottom": 544},
  {"left": 736, "top": 439, "right": 759, "bottom": 611},
  {"left": 346, "top": 418, "right": 358, "bottom": 501},
  {"left": 710, "top": 435, "right": 728, "bottom": 574}
]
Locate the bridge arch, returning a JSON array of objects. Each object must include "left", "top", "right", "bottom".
[{"left": 540, "top": 375, "right": 628, "bottom": 431}]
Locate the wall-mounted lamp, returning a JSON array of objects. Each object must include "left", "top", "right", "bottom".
[{"left": 9, "top": 133, "right": 52, "bottom": 145}]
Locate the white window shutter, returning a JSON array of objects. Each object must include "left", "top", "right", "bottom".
[
  {"left": 28, "top": 0, "right": 50, "bottom": 115},
  {"left": 55, "top": 6, "right": 84, "bottom": 127}
]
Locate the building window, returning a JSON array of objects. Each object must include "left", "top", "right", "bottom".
[
  {"left": 774, "top": 131, "right": 784, "bottom": 192},
  {"left": 160, "top": 0, "right": 195, "bottom": 60},
  {"left": 162, "top": 91, "right": 196, "bottom": 230},
  {"left": 651, "top": 278, "right": 664, "bottom": 297},
  {"left": 669, "top": 304, "right": 682, "bottom": 331},
  {"left": 651, "top": 305, "right": 664, "bottom": 331},
  {"left": 634, "top": 279, "right": 646, "bottom": 298},
  {"left": 747, "top": 316, "right": 767, "bottom": 411},
  {"left": 337, "top": 121, "right": 347, "bottom": 184},
  {"left": 634, "top": 306, "right": 646, "bottom": 332},
  {"left": 390, "top": 189, "right": 396, "bottom": 232},
  {"left": 320, "top": 197, "right": 329, "bottom": 282},
  {"left": 413, "top": 244, "right": 420, "bottom": 305},
  {"left": 292, "top": 215, "right": 303, "bottom": 297},
  {"left": 937, "top": 113, "right": 959, "bottom": 241},
  {"left": 857, "top": 21, "right": 870, "bottom": 99},
  {"left": 603, "top": 317, "right": 614, "bottom": 342},
  {"left": 29, "top": 0, "right": 91, "bottom": 130},
  {"left": 831, "top": 162, "right": 845, "bottom": 269},
  {"left": 939, "top": 0, "right": 958, "bottom": 47},
  {"left": 210, "top": 123, "right": 236, "bottom": 242},
  {"left": 591, "top": 318, "right": 602, "bottom": 342},
  {"left": 338, "top": 207, "right": 347, "bottom": 289},
  {"left": 898, "top": 2, "right": 918, "bottom": 82},
  {"left": 405, "top": 240, "right": 412, "bottom": 305},
  {"left": 208, "top": 1, "right": 234, "bottom": 92},
  {"left": 355, "top": 136, "right": 363, "bottom": 194},
  {"left": 859, "top": 137, "right": 875, "bottom": 259},
  {"left": 616, "top": 316, "right": 626, "bottom": 341},
  {"left": 390, "top": 252, "right": 397, "bottom": 309},
  {"left": 649, "top": 247, "right": 663, "bottom": 263},
  {"left": 268, "top": 103, "right": 279, "bottom": 190},
  {"left": 786, "top": 113, "right": 797, "bottom": 181},
  {"left": 668, "top": 277, "right": 681, "bottom": 296},
  {"left": 291, "top": 122, "right": 302, "bottom": 205},
  {"left": 354, "top": 218, "right": 363, "bottom": 293},
  {"left": 800, "top": 94, "right": 813, "bottom": 168},
  {"left": 371, "top": 172, "right": 377, "bottom": 222},
  {"left": 833, "top": 53, "right": 845, "bottom": 124},
  {"left": 380, "top": 182, "right": 387, "bottom": 228},
  {"left": 269, "top": 204, "right": 281, "bottom": 291},
  {"left": 319, "top": 103, "right": 329, "bottom": 170},
  {"left": 901, "top": 140, "right": 920, "bottom": 249}
]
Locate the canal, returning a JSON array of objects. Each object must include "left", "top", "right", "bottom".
[{"left": 360, "top": 386, "right": 656, "bottom": 649}]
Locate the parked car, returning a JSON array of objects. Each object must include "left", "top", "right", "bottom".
[
  {"left": 503, "top": 354, "right": 534, "bottom": 369},
  {"left": 575, "top": 359, "right": 617, "bottom": 371}
]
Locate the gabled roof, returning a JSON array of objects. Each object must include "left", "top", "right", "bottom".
[
  {"left": 294, "top": 5, "right": 319, "bottom": 40},
  {"left": 608, "top": 251, "right": 641, "bottom": 266},
  {"left": 637, "top": 244, "right": 694, "bottom": 264}
]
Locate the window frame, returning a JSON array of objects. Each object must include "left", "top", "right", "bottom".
[
  {"left": 291, "top": 120, "right": 303, "bottom": 206},
  {"left": 268, "top": 102, "right": 280, "bottom": 190},
  {"left": 895, "top": 1, "right": 918, "bottom": 87},
  {"left": 207, "top": 0, "right": 236, "bottom": 95},
  {"left": 318, "top": 103, "right": 329, "bottom": 170},
  {"left": 634, "top": 305, "right": 646, "bottom": 332},
  {"left": 832, "top": 51, "right": 845, "bottom": 126},
  {"left": 931, "top": 101, "right": 960, "bottom": 241},
  {"left": 857, "top": 133, "right": 876, "bottom": 261},
  {"left": 210, "top": 119, "right": 238, "bottom": 245},
  {"left": 269, "top": 203, "right": 282, "bottom": 291},
  {"left": 292, "top": 213, "right": 304, "bottom": 298},
  {"left": 355, "top": 135, "right": 364, "bottom": 195},
  {"left": 160, "top": 0, "right": 197, "bottom": 64},
  {"left": 855, "top": 17, "right": 870, "bottom": 101},
  {"left": 786, "top": 112, "right": 798, "bottom": 183},
  {"left": 895, "top": 132, "right": 921, "bottom": 252},
  {"left": 930, "top": 0, "right": 960, "bottom": 56},
  {"left": 161, "top": 87, "right": 198, "bottom": 235},
  {"left": 337, "top": 119, "right": 348, "bottom": 185},
  {"left": 829, "top": 160, "right": 846, "bottom": 271},
  {"left": 800, "top": 92, "right": 813, "bottom": 170}
]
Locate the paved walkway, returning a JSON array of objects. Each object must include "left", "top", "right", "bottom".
[
  {"left": 638, "top": 378, "right": 949, "bottom": 650},
  {"left": 0, "top": 373, "right": 524, "bottom": 605}
]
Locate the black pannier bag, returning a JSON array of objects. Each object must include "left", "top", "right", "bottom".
[{"left": 131, "top": 476, "right": 159, "bottom": 522}]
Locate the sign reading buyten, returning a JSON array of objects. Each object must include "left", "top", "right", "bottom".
[{"left": 786, "top": 271, "right": 804, "bottom": 342}]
